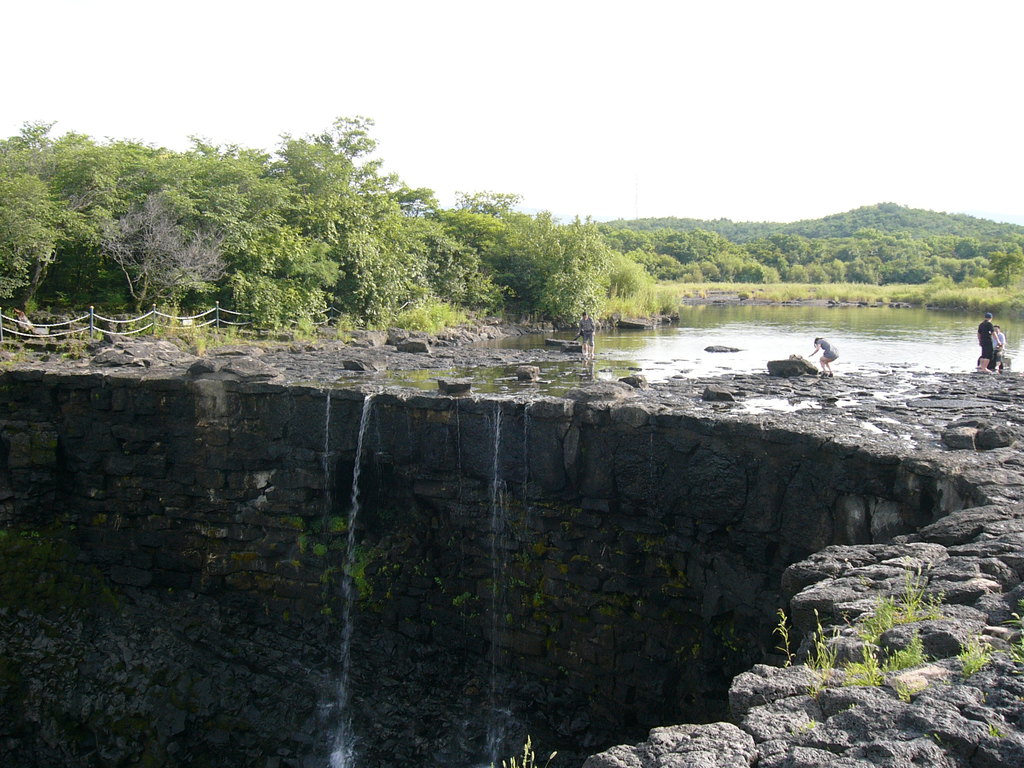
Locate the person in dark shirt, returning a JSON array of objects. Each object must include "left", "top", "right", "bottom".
[
  {"left": 977, "top": 312, "right": 995, "bottom": 373},
  {"left": 810, "top": 337, "right": 838, "bottom": 377},
  {"left": 989, "top": 324, "right": 1006, "bottom": 372}
]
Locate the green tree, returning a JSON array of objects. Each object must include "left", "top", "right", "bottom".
[
  {"left": 229, "top": 227, "right": 336, "bottom": 326},
  {"left": 988, "top": 246, "right": 1024, "bottom": 287},
  {"left": 455, "top": 191, "right": 522, "bottom": 217},
  {"left": 276, "top": 117, "right": 414, "bottom": 326},
  {"left": 0, "top": 172, "right": 61, "bottom": 301},
  {"left": 491, "top": 214, "right": 612, "bottom": 320},
  {"left": 401, "top": 216, "right": 498, "bottom": 309}
]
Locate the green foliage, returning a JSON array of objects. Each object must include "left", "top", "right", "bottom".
[
  {"left": 488, "top": 213, "right": 613, "bottom": 321},
  {"left": 607, "top": 251, "right": 656, "bottom": 300},
  {"left": 858, "top": 568, "right": 943, "bottom": 645},
  {"left": 774, "top": 608, "right": 795, "bottom": 667},
  {"left": 844, "top": 645, "right": 885, "bottom": 686},
  {"left": 884, "top": 634, "right": 926, "bottom": 673},
  {"left": 807, "top": 609, "right": 839, "bottom": 672},
  {"left": 602, "top": 204, "right": 1024, "bottom": 289},
  {"left": 393, "top": 299, "right": 467, "bottom": 333},
  {"left": 605, "top": 202, "right": 1024, "bottom": 242},
  {"left": 228, "top": 229, "right": 335, "bottom": 327},
  {"left": 959, "top": 636, "right": 992, "bottom": 677},
  {"left": 495, "top": 736, "right": 556, "bottom": 768},
  {"left": 7, "top": 117, "right": 1024, "bottom": 322}
]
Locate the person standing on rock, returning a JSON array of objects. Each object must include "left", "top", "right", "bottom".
[
  {"left": 578, "top": 311, "right": 596, "bottom": 360},
  {"left": 989, "top": 324, "right": 1007, "bottom": 373},
  {"left": 977, "top": 312, "right": 996, "bottom": 373},
  {"left": 809, "top": 337, "right": 837, "bottom": 377}
]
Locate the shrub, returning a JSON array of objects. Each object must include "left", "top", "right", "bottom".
[{"left": 392, "top": 300, "right": 468, "bottom": 333}]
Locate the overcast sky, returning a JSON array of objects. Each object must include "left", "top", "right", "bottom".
[{"left": 3, "top": 0, "right": 1022, "bottom": 224}]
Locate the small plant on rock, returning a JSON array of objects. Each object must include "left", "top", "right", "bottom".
[
  {"left": 858, "top": 567, "right": 943, "bottom": 644},
  {"left": 806, "top": 609, "right": 840, "bottom": 696},
  {"left": 959, "top": 635, "right": 992, "bottom": 677},
  {"left": 883, "top": 633, "right": 927, "bottom": 673},
  {"left": 844, "top": 645, "right": 885, "bottom": 687},
  {"left": 775, "top": 608, "right": 795, "bottom": 667},
  {"left": 807, "top": 610, "right": 839, "bottom": 672},
  {"left": 497, "top": 736, "right": 556, "bottom": 768}
]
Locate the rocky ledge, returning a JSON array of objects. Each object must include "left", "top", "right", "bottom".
[
  {"left": 585, "top": 502, "right": 1024, "bottom": 768},
  {"left": 5, "top": 335, "right": 1024, "bottom": 767}
]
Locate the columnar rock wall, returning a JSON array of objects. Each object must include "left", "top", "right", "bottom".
[{"left": 0, "top": 370, "right": 991, "bottom": 767}]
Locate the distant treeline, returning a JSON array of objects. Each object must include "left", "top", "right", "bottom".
[
  {"left": 2, "top": 118, "right": 1023, "bottom": 328},
  {"left": 599, "top": 204, "right": 1024, "bottom": 286}
]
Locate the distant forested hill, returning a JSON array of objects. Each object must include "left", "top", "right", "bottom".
[{"left": 603, "top": 203, "right": 1024, "bottom": 243}]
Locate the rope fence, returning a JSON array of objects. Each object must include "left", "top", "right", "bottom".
[{"left": 0, "top": 302, "right": 255, "bottom": 344}]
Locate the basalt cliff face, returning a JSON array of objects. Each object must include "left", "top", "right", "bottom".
[{"left": 1, "top": 349, "right": 1024, "bottom": 767}]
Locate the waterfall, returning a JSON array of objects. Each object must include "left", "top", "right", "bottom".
[
  {"left": 329, "top": 392, "right": 376, "bottom": 768},
  {"left": 322, "top": 391, "right": 332, "bottom": 517},
  {"left": 486, "top": 401, "right": 511, "bottom": 764},
  {"left": 521, "top": 401, "right": 531, "bottom": 498}
]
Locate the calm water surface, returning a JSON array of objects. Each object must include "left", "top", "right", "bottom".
[
  {"left": 384, "top": 305, "right": 1019, "bottom": 395},
  {"left": 504, "top": 305, "right": 1019, "bottom": 379}
]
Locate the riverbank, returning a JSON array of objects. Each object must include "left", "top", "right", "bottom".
[{"left": 658, "top": 281, "right": 1023, "bottom": 317}]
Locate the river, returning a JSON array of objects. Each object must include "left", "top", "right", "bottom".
[
  {"left": 382, "top": 305, "right": 1017, "bottom": 395},
  {"left": 508, "top": 305, "right": 1016, "bottom": 378}
]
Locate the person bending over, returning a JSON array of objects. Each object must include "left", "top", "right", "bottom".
[{"left": 810, "top": 337, "right": 838, "bottom": 377}]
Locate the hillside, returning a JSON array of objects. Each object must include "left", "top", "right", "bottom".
[{"left": 603, "top": 203, "right": 1024, "bottom": 242}]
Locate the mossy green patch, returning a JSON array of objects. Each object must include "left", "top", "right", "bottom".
[{"left": 0, "top": 525, "right": 119, "bottom": 613}]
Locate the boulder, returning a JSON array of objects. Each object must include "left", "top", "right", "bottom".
[
  {"left": 767, "top": 356, "right": 818, "bottom": 377},
  {"left": 942, "top": 426, "right": 977, "bottom": 450},
  {"left": 617, "top": 318, "right": 656, "bottom": 330},
  {"left": 346, "top": 330, "right": 388, "bottom": 348},
  {"left": 187, "top": 356, "right": 282, "bottom": 382},
  {"left": 515, "top": 365, "right": 541, "bottom": 382},
  {"left": 943, "top": 419, "right": 1015, "bottom": 450},
  {"left": 397, "top": 339, "right": 431, "bottom": 354},
  {"left": 702, "top": 385, "right": 736, "bottom": 402},
  {"left": 583, "top": 722, "right": 756, "bottom": 768},
  {"left": 565, "top": 381, "right": 636, "bottom": 402},
  {"left": 437, "top": 379, "right": 472, "bottom": 395},
  {"left": 618, "top": 375, "right": 649, "bottom": 390},
  {"left": 93, "top": 348, "right": 150, "bottom": 368},
  {"left": 343, "top": 359, "right": 385, "bottom": 373},
  {"left": 91, "top": 339, "right": 194, "bottom": 368}
]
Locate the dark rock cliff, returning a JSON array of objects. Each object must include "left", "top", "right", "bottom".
[{"left": 1, "top": 361, "right": 1022, "bottom": 767}]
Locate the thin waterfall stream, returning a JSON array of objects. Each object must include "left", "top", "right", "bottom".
[
  {"left": 330, "top": 393, "right": 376, "bottom": 768},
  {"left": 485, "top": 402, "right": 512, "bottom": 765}
]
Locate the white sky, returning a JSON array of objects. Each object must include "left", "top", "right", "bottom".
[{"left": 3, "top": 0, "right": 1023, "bottom": 224}]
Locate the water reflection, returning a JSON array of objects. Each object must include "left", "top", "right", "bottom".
[
  {"left": 345, "top": 306, "right": 1015, "bottom": 398},
  {"left": 380, "top": 359, "right": 641, "bottom": 396},
  {"left": 485, "top": 304, "right": 1016, "bottom": 380}
]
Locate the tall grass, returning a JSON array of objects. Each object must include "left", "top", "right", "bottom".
[
  {"left": 391, "top": 300, "right": 468, "bottom": 333},
  {"left": 602, "top": 284, "right": 680, "bottom": 318},
  {"left": 651, "top": 281, "right": 1024, "bottom": 314}
]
